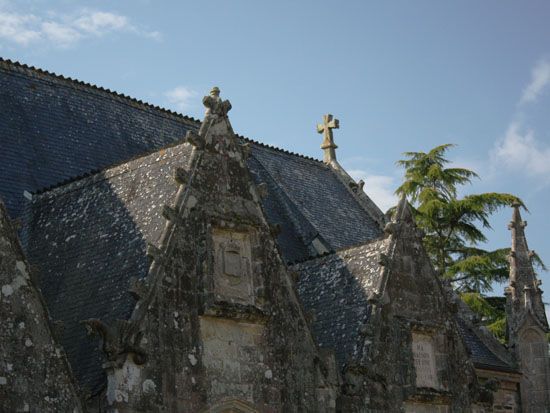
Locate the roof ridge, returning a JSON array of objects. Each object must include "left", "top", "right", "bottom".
[
  {"left": 0, "top": 57, "right": 201, "bottom": 126},
  {"left": 240, "top": 135, "right": 323, "bottom": 164}
]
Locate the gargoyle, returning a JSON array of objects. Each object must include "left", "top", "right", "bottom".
[{"left": 81, "top": 318, "right": 147, "bottom": 366}]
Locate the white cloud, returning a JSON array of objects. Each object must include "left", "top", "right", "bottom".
[
  {"left": 41, "top": 21, "right": 81, "bottom": 47},
  {"left": 0, "top": 12, "right": 41, "bottom": 45},
  {"left": 144, "top": 30, "right": 162, "bottom": 41},
  {"left": 347, "top": 170, "right": 398, "bottom": 212},
  {"left": 492, "top": 122, "right": 550, "bottom": 182},
  {"left": 164, "top": 86, "right": 197, "bottom": 112},
  {"left": 0, "top": 7, "right": 160, "bottom": 48},
  {"left": 73, "top": 11, "right": 130, "bottom": 35},
  {"left": 520, "top": 60, "right": 550, "bottom": 104}
]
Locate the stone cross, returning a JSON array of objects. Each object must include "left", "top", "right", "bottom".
[{"left": 316, "top": 114, "right": 340, "bottom": 164}]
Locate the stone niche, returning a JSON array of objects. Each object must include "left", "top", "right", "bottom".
[
  {"left": 212, "top": 229, "right": 254, "bottom": 305},
  {"left": 412, "top": 332, "right": 439, "bottom": 389}
]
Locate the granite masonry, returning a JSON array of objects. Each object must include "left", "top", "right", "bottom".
[{"left": 1, "top": 59, "right": 549, "bottom": 412}]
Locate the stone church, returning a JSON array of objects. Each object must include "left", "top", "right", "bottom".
[{"left": 1, "top": 58, "right": 549, "bottom": 412}]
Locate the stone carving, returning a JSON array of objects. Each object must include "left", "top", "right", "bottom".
[
  {"left": 81, "top": 319, "right": 147, "bottom": 366},
  {"left": 212, "top": 229, "right": 253, "bottom": 304},
  {"left": 203, "top": 87, "right": 232, "bottom": 118},
  {"left": 199, "top": 86, "right": 234, "bottom": 140},
  {"left": 412, "top": 332, "right": 438, "bottom": 389},
  {"left": 316, "top": 114, "right": 339, "bottom": 164}
]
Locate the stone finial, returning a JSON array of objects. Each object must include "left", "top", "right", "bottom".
[
  {"left": 199, "top": 86, "right": 233, "bottom": 137},
  {"left": 394, "top": 194, "right": 413, "bottom": 225},
  {"left": 203, "top": 86, "right": 232, "bottom": 117},
  {"left": 316, "top": 114, "right": 339, "bottom": 164}
]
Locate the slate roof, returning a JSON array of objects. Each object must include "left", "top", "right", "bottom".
[
  {"left": 248, "top": 145, "right": 383, "bottom": 262},
  {"left": 0, "top": 57, "right": 383, "bottom": 259},
  {"left": 454, "top": 297, "right": 516, "bottom": 373},
  {"left": 293, "top": 240, "right": 389, "bottom": 368},
  {"left": 456, "top": 319, "right": 515, "bottom": 372},
  {"left": 2, "top": 58, "right": 515, "bottom": 395},
  {"left": 25, "top": 144, "right": 195, "bottom": 394},
  {"left": 293, "top": 240, "right": 517, "bottom": 374},
  {"left": 0, "top": 58, "right": 197, "bottom": 219}
]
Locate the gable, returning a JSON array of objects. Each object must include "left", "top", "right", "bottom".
[{"left": 24, "top": 143, "right": 195, "bottom": 394}]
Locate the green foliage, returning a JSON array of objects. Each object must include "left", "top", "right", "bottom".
[
  {"left": 460, "top": 292, "right": 507, "bottom": 343},
  {"left": 395, "top": 144, "right": 524, "bottom": 292}
]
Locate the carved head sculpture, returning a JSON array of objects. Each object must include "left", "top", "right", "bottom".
[{"left": 210, "top": 86, "right": 220, "bottom": 97}]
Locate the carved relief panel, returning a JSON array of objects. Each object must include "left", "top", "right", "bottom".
[
  {"left": 412, "top": 332, "right": 439, "bottom": 389},
  {"left": 212, "top": 229, "right": 253, "bottom": 304}
]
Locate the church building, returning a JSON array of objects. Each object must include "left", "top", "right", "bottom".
[{"left": 1, "top": 58, "right": 549, "bottom": 412}]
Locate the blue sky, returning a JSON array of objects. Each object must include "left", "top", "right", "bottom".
[{"left": 1, "top": 0, "right": 550, "bottom": 314}]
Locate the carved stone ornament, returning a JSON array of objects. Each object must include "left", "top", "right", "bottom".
[
  {"left": 411, "top": 332, "right": 439, "bottom": 389},
  {"left": 212, "top": 229, "right": 253, "bottom": 303},
  {"left": 203, "top": 86, "right": 232, "bottom": 118},
  {"left": 81, "top": 319, "right": 146, "bottom": 367}
]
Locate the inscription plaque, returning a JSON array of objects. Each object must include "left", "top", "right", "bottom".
[{"left": 412, "top": 333, "right": 438, "bottom": 388}]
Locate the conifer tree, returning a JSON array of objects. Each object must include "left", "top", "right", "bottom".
[{"left": 394, "top": 144, "right": 546, "bottom": 340}]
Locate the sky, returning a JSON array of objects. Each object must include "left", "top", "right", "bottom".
[{"left": 1, "top": 0, "right": 549, "bottom": 316}]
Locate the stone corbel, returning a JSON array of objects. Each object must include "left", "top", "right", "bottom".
[
  {"left": 128, "top": 276, "right": 149, "bottom": 300},
  {"left": 383, "top": 221, "right": 400, "bottom": 236},
  {"left": 240, "top": 142, "right": 251, "bottom": 159},
  {"left": 173, "top": 167, "right": 188, "bottom": 185},
  {"left": 186, "top": 130, "right": 204, "bottom": 149},
  {"left": 81, "top": 319, "right": 147, "bottom": 367},
  {"left": 378, "top": 253, "right": 390, "bottom": 267},
  {"left": 269, "top": 223, "right": 281, "bottom": 237},
  {"left": 256, "top": 183, "right": 268, "bottom": 199}
]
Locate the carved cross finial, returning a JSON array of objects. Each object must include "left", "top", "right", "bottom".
[{"left": 316, "top": 114, "right": 340, "bottom": 164}]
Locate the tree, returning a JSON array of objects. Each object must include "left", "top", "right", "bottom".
[
  {"left": 394, "top": 144, "right": 546, "bottom": 341},
  {"left": 394, "top": 144, "right": 529, "bottom": 291}
]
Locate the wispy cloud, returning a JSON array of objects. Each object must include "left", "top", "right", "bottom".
[
  {"left": 519, "top": 59, "right": 550, "bottom": 104},
  {"left": 488, "top": 59, "right": 550, "bottom": 186},
  {"left": 347, "top": 170, "right": 398, "bottom": 212},
  {"left": 0, "top": 7, "right": 160, "bottom": 48},
  {"left": 0, "top": 11, "right": 41, "bottom": 45},
  {"left": 491, "top": 122, "right": 550, "bottom": 183},
  {"left": 164, "top": 86, "right": 197, "bottom": 112},
  {"left": 73, "top": 11, "right": 129, "bottom": 35}
]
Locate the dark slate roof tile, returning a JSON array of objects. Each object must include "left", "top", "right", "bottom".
[
  {"left": 456, "top": 318, "right": 515, "bottom": 372},
  {"left": 293, "top": 239, "right": 389, "bottom": 369},
  {"left": 249, "top": 144, "right": 383, "bottom": 257},
  {"left": 25, "top": 143, "right": 195, "bottom": 394},
  {"left": 0, "top": 58, "right": 198, "bottom": 218}
]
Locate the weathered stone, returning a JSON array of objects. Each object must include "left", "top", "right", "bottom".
[
  {"left": 505, "top": 205, "right": 550, "bottom": 411},
  {"left": 316, "top": 114, "right": 340, "bottom": 164},
  {"left": 0, "top": 201, "right": 83, "bottom": 413},
  {"left": 2, "top": 62, "right": 548, "bottom": 412}
]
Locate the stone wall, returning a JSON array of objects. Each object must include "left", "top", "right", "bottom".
[
  {"left": 339, "top": 200, "right": 477, "bottom": 411},
  {"left": 0, "top": 201, "right": 82, "bottom": 412}
]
